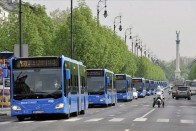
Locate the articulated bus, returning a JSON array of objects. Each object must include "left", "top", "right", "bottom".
[
  {"left": 132, "top": 78, "right": 146, "bottom": 98},
  {"left": 87, "top": 69, "right": 117, "bottom": 107},
  {"left": 10, "top": 56, "right": 88, "bottom": 121},
  {"left": 115, "top": 74, "right": 133, "bottom": 101}
]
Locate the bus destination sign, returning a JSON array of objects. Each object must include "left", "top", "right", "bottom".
[
  {"left": 87, "top": 70, "right": 104, "bottom": 76},
  {"left": 13, "top": 58, "right": 60, "bottom": 68},
  {"left": 116, "top": 75, "right": 126, "bottom": 80}
]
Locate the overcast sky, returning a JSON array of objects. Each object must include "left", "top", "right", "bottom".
[{"left": 24, "top": 0, "right": 196, "bottom": 62}]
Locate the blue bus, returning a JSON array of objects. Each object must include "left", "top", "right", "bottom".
[
  {"left": 10, "top": 56, "right": 88, "bottom": 121},
  {"left": 149, "top": 80, "right": 155, "bottom": 95},
  {"left": 145, "top": 79, "right": 151, "bottom": 96},
  {"left": 87, "top": 69, "right": 117, "bottom": 107},
  {"left": 115, "top": 74, "right": 133, "bottom": 101},
  {"left": 132, "top": 78, "right": 146, "bottom": 98}
]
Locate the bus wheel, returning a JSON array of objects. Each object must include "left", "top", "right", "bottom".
[
  {"left": 80, "top": 110, "right": 85, "bottom": 115},
  {"left": 17, "top": 116, "right": 25, "bottom": 121}
]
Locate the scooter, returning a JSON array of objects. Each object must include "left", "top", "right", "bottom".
[{"left": 152, "top": 91, "right": 164, "bottom": 108}]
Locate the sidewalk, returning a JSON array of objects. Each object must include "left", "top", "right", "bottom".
[{"left": 0, "top": 107, "right": 10, "bottom": 116}]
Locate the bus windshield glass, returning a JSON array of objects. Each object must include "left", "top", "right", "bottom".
[
  {"left": 13, "top": 68, "right": 62, "bottom": 100},
  {"left": 132, "top": 82, "right": 143, "bottom": 91},
  {"left": 87, "top": 77, "right": 104, "bottom": 92},
  {"left": 115, "top": 80, "right": 126, "bottom": 92},
  {"left": 190, "top": 82, "right": 196, "bottom": 87}
]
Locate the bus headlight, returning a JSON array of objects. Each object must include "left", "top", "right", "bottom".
[
  {"left": 100, "top": 98, "right": 106, "bottom": 101},
  {"left": 12, "top": 105, "right": 21, "bottom": 111},
  {"left": 55, "top": 103, "right": 64, "bottom": 109}
]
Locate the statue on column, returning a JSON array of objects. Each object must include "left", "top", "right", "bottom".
[{"left": 176, "top": 31, "right": 180, "bottom": 40}]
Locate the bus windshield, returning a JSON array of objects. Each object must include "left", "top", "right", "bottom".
[
  {"left": 13, "top": 68, "right": 62, "bottom": 100},
  {"left": 190, "top": 82, "right": 196, "bottom": 87},
  {"left": 115, "top": 80, "right": 126, "bottom": 92},
  {"left": 133, "top": 82, "right": 143, "bottom": 91},
  {"left": 87, "top": 77, "right": 104, "bottom": 92}
]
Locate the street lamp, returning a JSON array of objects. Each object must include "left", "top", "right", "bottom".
[
  {"left": 130, "top": 35, "right": 137, "bottom": 54},
  {"left": 97, "top": 0, "right": 108, "bottom": 25},
  {"left": 19, "top": 0, "right": 22, "bottom": 57},
  {"left": 139, "top": 40, "right": 143, "bottom": 56},
  {"left": 70, "top": 0, "right": 73, "bottom": 59},
  {"left": 125, "top": 28, "right": 131, "bottom": 43},
  {"left": 114, "top": 15, "right": 122, "bottom": 33}
]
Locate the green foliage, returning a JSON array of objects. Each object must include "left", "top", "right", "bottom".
[
  {"left": 135, "top": 57, "right": 167, "bottom": 80},
  {"left": 189, "top": 63, "right": 196, "bottom": 80},
  {"left": 0, "top": 0, "right": 166, "bottom": 81}
]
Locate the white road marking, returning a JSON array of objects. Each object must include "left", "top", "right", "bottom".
[
  {"left": 141, "top": 109, "right": 155, "bottom": 118},
  {"left": 0, "top": 121, "right": 12, "bottom": 124},
  {"left": 108, "top": 115, "right": 115, "bottom": 117},
  {"left": 133, "top": 118, "right": 147, "bottom": 122},
  {"left": 124, "top": 129, "right": 130, "bottom": 131},
  {"left": 180, "top": 106, "right": 186, "bottom": 108},
  {"left": 180, "top": 120, "right": 194, "bottom": 124},
  {"left": 64, "top": 118, "right": 82, "bottom": 122},
  {"left": 156, "top": 119, "right": 169, "bottom": 122},
  {"left": 17, "top": 121, "right": 34, "bottom": 124},
  {"left": 85, "top": 118, "right": 103, "bottom": 122},
  {"left": 109, "top": 118, "right": 124, "bottom": 122},
  {"left": 119, "top": 104, "right": 125, "bottom": 107}
]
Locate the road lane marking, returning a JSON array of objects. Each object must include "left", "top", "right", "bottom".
[
  {"left": 85, "top": 118, "right": 103, "bottom": 122},
  {"left": 108, "top": 115, "right": 115, "bottom": 117},
  {"left": 124, "top": 129, "right": 130, "bottom": 131},
  {"left": 180, "top": 120, "right": 194, "bottom": 124},
  {"left": 109, "top": 118, "right": 124, "bottom": 122},
  {"left": 133, "top": 118, "right": 147, "bottom": 122},
  {"left": 17, "top": 121, "right": 34, "bottom": 124},
  {"left": 156, "top": 119, "right": 169, "bottom": 122},
  {"left": 141, "top": 109, "right": 155, "bottom": 118},
  {"left": 64, "top": 118, "right": 82, "bottom": 122},
  {"left": 0, "top": 121, "right": 11, "bottom": 124}
]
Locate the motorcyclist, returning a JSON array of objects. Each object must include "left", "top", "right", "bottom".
[{"left": 153, "top": 86, "right": 165, "bottom": 107}]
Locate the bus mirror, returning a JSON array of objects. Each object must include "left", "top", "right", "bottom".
[
  {"left": 3, "top": 69, "right": 8, "bottom": 78},
  {"left": 107, "top": 77, "right": 110, "bottom": 84},
  {"left": 65, "top": 69, "right": 70, "bottom": 80}
]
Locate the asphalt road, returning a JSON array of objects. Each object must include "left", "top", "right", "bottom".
[{"left": 0, "top": 91, "right": 196, "bottom": 131}]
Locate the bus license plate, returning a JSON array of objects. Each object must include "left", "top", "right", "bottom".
[{"left": 33, "top": 110, "right": 44, "bottom": 114}]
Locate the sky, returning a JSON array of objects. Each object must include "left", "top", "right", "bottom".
[{"left": 24, "top": 0, "right": 196, "bottom": 62}]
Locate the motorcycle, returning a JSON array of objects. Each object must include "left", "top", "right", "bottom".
[{"left": 153, "top": 91, "right": 164, "bottom": 108}]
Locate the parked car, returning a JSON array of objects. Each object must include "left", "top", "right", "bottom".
[
  {"left": 132, "top": 88, "right": 138, "bottom": 99},
  {"left": 175, "top": 86, "right": 191, "bottom": 100}
]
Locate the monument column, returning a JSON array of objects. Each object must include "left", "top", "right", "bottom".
[{"left": 175, "top": 31, "right": 181, "bottom": 79}]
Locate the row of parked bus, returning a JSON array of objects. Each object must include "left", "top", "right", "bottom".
[{"left": 6, "top": 56, "right": 167, "bottom": 121}]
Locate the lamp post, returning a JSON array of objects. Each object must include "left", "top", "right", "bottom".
[
  {"left": 125, "top": 28, "right": 132, "bottom": 43},
  {"left": 97, "top": 0, "right": 108, "bottom": 25},
  {"left": 114, "top": 15, "right": 122, "bottom": 33},
  {"left": 140, "top": 40, "right": 143, "bottom": 56},
  {"left": 130, "top": 35, "right": 137, "bottom": 54},
  {"left": 19, "top": 0, "right": 22, "bottom": 57},
  {"left": 70, "top": 0, "right": 73, "bottom": 59}
]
